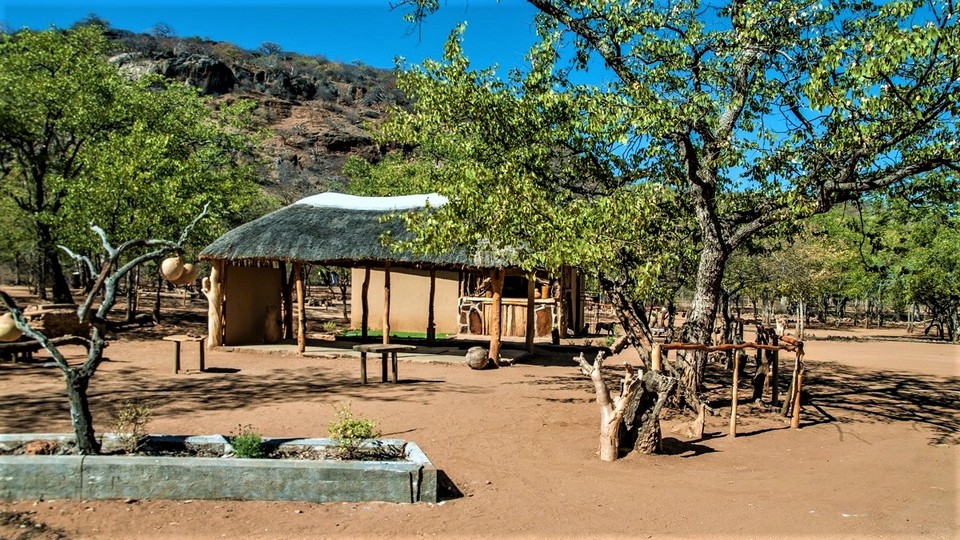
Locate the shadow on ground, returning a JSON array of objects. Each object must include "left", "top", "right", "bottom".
[
  {"left": 800, "top": 360, "right": 960, "bottom": 445},
  {"left": 693, "top": 356, "right": 960, "bottom": 445},
  {"left": 0, "top": 359, "right": 489, "bottom": 433}
]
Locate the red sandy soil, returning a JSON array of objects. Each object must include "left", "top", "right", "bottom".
[{"left": 0, "top": 291, "right": 957, "bottom": 539}]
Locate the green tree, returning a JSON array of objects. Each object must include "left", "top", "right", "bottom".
[
  {"left": 387, "top": 0, "right": 960, "bottom": 406},
  {"left": 0, "top": 26, "right": 265, "bottom": 302},
  {"left": 350, "top": 29, "right": 697, "bottom": 358},
  {"left": 904, "top": 211, "right": 960, "bottom": 341}
]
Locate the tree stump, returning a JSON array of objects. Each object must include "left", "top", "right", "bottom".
[
  {"left": 623, "top": 370, "right": 679, "bottom": 454},
  {"left": 575, "top": 351, "right": 677, "bottom": 460}
]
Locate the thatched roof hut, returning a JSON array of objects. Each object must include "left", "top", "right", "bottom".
[
  {"left": 198, "top": 193, "right": 581, "bottom": 359},
  {"left": 199, "top": 192, "right": 506, "bottom": 269}
]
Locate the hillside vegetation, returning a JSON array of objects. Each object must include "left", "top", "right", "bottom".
[{"left": 103, "top": 25, "right": 408, "bottom": 203}]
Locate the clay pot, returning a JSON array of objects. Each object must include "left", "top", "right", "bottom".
[
  {"left": 160, "top": 255, "right": 185, "bottom": 282},
  {"left": 171, "top": 263, "right": 198, "bottom": 286},
  {"left": 0, "top": 312, "right": 23, "bottom": 342}
]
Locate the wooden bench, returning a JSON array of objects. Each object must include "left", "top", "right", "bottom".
[
  {"left": 0, "top": 335, "right": 95, "bottom": 363},
  {"left": 163, "top": 334, "right": 206, "bottom": 374},
  {"left": 352, "top": 344, "right": 416, "bottom": 384}
]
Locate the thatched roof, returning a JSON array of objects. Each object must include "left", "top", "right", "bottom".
[{"left": 199, "top": 193, "right": 509, "bottom": 270}]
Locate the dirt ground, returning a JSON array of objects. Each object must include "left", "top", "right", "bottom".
[{"left": 0, "top": 291, "right": 957, "bottom": 539}]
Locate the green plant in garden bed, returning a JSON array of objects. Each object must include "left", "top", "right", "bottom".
[
  {"left": 230, "top": 425, "right": 264, "bottom": 458},
  {"left": 110, "top": 400, "right": 152, "bottom": 453},
  {"left": 328, "top": 403, "right": 381, "bottom": 459},
  {"left": 321, "top": 321, "right": 338, "bottom": 332}
]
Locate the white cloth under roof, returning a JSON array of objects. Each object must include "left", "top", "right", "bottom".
[{"left": 294, "top": 192, "right": 448, "bottom": 211}]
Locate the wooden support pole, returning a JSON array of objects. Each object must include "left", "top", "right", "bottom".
[
  {"left": 427, "top": 268, "right": 436, "bottom": 342},
  {"left": 525, "top": 273, "right": 535, "bottom": 353},
  {"left": 173, "top": 341, "right": 181, "bottom": 374},
  {"left": 294, "top": 262, "right": 305, "bottom": 354},
  {"left": 279, "top": 261, "right": 293, "bottom": 340},
  {"left": 558, "top": 268, "right": 569, "bottom": 339},
  {"left": 782, "top": 350, "right": 802, "bottom": 417},
  {"left": 651, "top": 342, "right": 662, "bottom": 372},
  {"left": 791, "top": 356, "right": 804, "bottom": 429},
  {"left": 729, "top": 353, "right": 739, "bottom": 437},
  {"left": 361, "top": 267, "right": 370, "bottom": 340},
  {"left": 489, "top": 269, "right": 505, "bottom": 365},
  {"left": 383, "top": 262, "right": 391, "bottom": 345},
  {"left": 770, "top": 333, "right": 780, "bottom": 406}
]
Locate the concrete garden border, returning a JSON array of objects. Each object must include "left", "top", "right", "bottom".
[{"left": 0, "top": 434, "right": 437, "bottom": 503}]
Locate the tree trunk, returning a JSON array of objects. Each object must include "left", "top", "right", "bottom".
[
  {"left": 676, "top": 240, "right": 728, "bottom": 409},
  {"left": 125, "top": 270, "right": 136, "bottom": 323},
  {"left": 65, "top": 370, "right": 99, "bottom": 454},
  {"left": 36, "top": 249, "right": 47, "bottom": 300},
  {"left": 597, "top": 274, "right": 654, "bottom": 362},
  {"left": 152, "top": 270, "right": 162, "bottom": 322},
  {"left": 338, "top": 280, "right": 349, "bottom": 322},
  {"left": 37, "top": 222, "right": 73, "bottom": 304},
  {"left": 624, "top": 370, "right": 678, "bottom": 454},
  {"left": 576, "top": 352, "right": 629, "bottom": 461},
  {"left": 751, "top": 329, "right": 769, "bottom": 402}
]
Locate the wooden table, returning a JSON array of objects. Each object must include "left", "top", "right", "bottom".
[
  {"left": 352, "top": 344, "right": 416, "bottom": 384},
  {"left": 163, "top": 334, "right": 206, "bottom": 374}
]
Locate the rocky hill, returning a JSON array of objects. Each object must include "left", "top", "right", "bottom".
[{"left": 104, "top": 28, "right": 408, "bottom": 204}]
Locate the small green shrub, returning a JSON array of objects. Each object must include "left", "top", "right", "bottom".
[
  {"left": 604, "top": 335, "right": 616, "bottom": 347},
  {"left": 230, "top": 424, "right": 264, "bottom": 458},
  {"left": 110, "top": 400, "right": 152, "bottom": 453},
  {"left": 322, "top": 320, "right": 338, "bottom": 333},
  {"left": 328, "top": 402, "right": 380, "bottom": 459}
]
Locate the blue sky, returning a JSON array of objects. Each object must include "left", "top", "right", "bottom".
[{"left": 1, "top": 0, "right": 541, "bottom": 72}]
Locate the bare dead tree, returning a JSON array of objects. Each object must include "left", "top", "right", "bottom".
[
  {"left": 575, "top": 351, "right": 677, "bottom": 461},
  {"left": 0, "top": 205, "right": 208, "bottom": 454}
]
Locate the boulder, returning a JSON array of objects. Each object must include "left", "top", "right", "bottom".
[
  {"left": 161, "top": 54, "right": 236, "bottom": 95},
  {"left": 465, "top": 346, "right": 490, "bottom": 370}
]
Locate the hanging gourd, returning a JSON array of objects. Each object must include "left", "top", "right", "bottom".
[
  {"left": 0, "top": 312, "right": 23, "bottom": 342},
  {"left": 160, "top": 255, "right": 186, "bottom": 282},
  {"left": 171, "top": 263, "right": 198, "bottom": 286}
]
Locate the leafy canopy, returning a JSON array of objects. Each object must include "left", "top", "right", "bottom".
[{"left": 0, "top": 26, "right": 270, "bottom": 262}]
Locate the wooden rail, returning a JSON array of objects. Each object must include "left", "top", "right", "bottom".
[{"left": 652, "top": 334, "right": 805, "bottom": 438}]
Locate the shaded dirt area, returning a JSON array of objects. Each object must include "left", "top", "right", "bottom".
[{"left": 0, "top": 293, "right": 957, "bottom": 539}]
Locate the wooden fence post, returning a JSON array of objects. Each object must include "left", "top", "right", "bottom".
[
  {"left": 730, "top": 353, "right": 739, "bottom": 437},
  {"left": 791, "top": 355, "right": 804, "bottom": 429}
]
